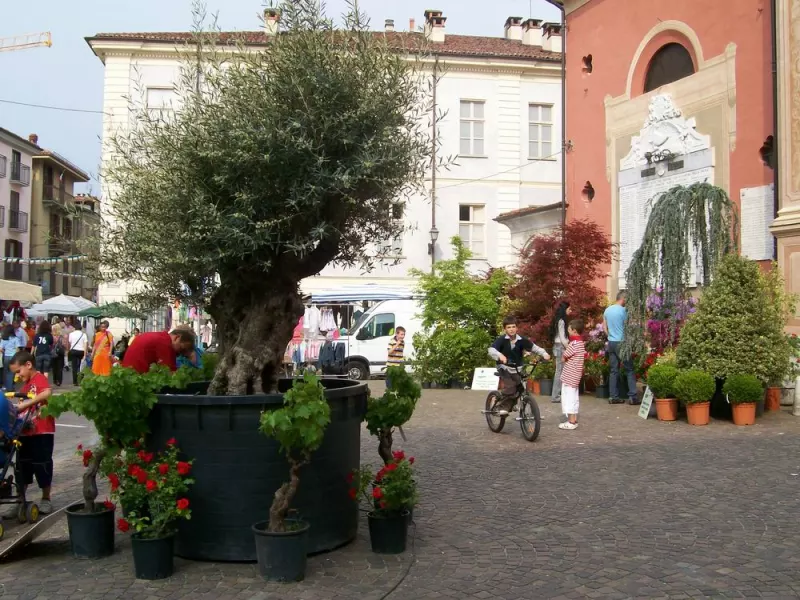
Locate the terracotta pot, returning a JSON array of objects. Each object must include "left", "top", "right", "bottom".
[
  {"left": 655, "top": 398, "right": 678, "bottom": 422},
  {"left": 765, "top": 387, "right": 781, "bottom": 412},
  {"left": 731, "top": 402, "right": 756, "bottom": 426},
  {"left": 685, "top": 402, "right": 710, "bottom": 426},
  {"left": 531, "top": 380, "right": 541, "bottom": 395}
]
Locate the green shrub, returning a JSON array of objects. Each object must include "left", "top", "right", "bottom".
[
  {"left": 413, "top": 326, "right": 492, "bottom": 384},
  {"left": 646, "top": 364, "right": 679, "bottom": 399},
  {"left": 722, "top": 374, "right": 763, "bottom": 404},
  {"left": 533, "top": 360, "right": 556, "bottom": 380},
  {"left": 673, "top": 369, "right": 716, "bottom": 405},
  {"left": 366, "top": 366, "right": 421, "bottom": 465}
]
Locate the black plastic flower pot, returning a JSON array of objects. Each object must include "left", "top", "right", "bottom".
[
  {"left": 66, "top": 503, "right": 115, "bottom": 559},
  {"left": 368, "top": 511, "right": 410, "bottom": 554},
  {"left": 252, "top": 519, "right": 310, "bottom": 582},
  {"left": 595, "top": 384, "right": 610, "bottom": 399},
  {"left": 538, "top": 379, "right": 554, "bottom": 397},
  {"left": 422, "top": 382, "right": 431, "bottom": 389},
  {"left": 131, "top": 533, "right": 175, "bottom": 580}
]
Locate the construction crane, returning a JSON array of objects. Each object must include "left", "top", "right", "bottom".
[{"left": 0, "top": 32, "right": 52, "bottom": 53}]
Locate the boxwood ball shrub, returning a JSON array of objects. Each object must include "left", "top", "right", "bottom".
[
  {"left": 646, "top": 364, "right": 679, "bottom": 399},
  {"left": 722, "top": 374, "right": 763, "bottom": 404},
  {"left": 673, "top": 369, "right": 716, "bottom": 405}
]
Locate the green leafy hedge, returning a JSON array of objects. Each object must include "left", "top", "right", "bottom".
[
  {"left": 673, "top": 369, "right": 715, "bottom": 405},
  {"left": 722, "top": 374, "right": 763, "bottom": 404},
  {"left": 646, "top": 364, "right": 679, "bottom": 400}
]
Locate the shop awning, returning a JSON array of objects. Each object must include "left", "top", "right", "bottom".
[
  {"left": 310, "top": 284, "right": 416, "bottom": 304},
  {"left": 0, "top": 279, "right": 42, "bottom": 304}
]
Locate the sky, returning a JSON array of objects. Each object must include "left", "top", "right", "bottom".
[{"left": 1, "top": 1, "right": 561, "bottom": 193}]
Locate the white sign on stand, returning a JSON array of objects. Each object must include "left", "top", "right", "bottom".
[
  {"left": 638, "top": 387, "right": 654, "bottom": 420},
  {"left": 471, "top": 368, "right": 500, "bottom": 391}
]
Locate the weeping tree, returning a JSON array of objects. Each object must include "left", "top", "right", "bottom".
[
  {"left": 623, "top": 182, "right": 738, "bottom": 358},
  {"left": 102, "top": 1, "right": 442, "bottom": 394}
]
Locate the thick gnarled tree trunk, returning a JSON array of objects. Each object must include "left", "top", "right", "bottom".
[
  {"left": 268, "top": 458, "right": 305, "bottom": 532},
  {"left": 83, "top": 448, "right": 106, "bottom": 513}
]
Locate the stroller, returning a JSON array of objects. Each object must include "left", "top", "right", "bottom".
[{"left": 0, "top": 393, "right": 40, "bottom": 540}]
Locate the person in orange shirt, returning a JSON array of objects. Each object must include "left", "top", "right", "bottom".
[
  {"left": 24, "top": 320, "right": 35, "bottom": 352},
  {"left": 90, "top": 320, "right": 114, "bottom": 376}
]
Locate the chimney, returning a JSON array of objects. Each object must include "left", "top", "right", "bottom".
[
  {"left": 542, "top": 22, "right": 563, "bottom": 53},
  {"left": 504, "top": 16, "right": 523, "bottom": 41},
  {"left": 385, "top": 19, "right": 395, "bottom": 32},
  {"left": 28, "top": 133, "right": 39, "bottom": 145},
  {"left": 409, "top": 17, "right": 416, "bottom": 31},
  {"left": 424, "top": 9, "right": 446, "bottom": 43},
  {"left": 522, "top": 18, "right": 543, "bottom": 46},
  {"left": 264, "top": 8, "right": 280, "bottom": 36}
]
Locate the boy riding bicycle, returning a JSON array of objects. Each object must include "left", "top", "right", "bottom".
[{"left": 488, "top": 316, "right": 550, "bottom": 416}]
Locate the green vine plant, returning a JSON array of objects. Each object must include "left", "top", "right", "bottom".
[
  {"left": 623, "top": 182, "right": 738, "bottom": 358},
  {"left": 365, "top": 366, "right": 421, "bottom": 465}
]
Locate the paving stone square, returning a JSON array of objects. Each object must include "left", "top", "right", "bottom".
[{"left": 2, "top": 384, "right": 800, "bottom": 599}]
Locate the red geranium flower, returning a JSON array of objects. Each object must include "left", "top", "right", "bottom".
[
  {"left": 76, "top": 443, "right": 83, "bottom": 451},
  {"left": 146, "top": 480, "right": 158, "bottom": 492},
  {"left": 408, "top": 457, "right": 415, "bottom": 465},
  {"left": 82, "top": 449, "right": 93, "bottom": 467},
  {"left": 166, "top": 437, "right": 177, "bottom": 446},
  {"left": 386, "top": 463, "right": 398, "bottom": 472},
  {"left": 158, "top": 463, "right": 169, "bottom": 475},
  {"left": 348, "top": 488, "right": 357, "bottom": 500},
  {"left": 108, "top": 473, "right": 120, "bottom": 492},
  {"left": 117, "top": 518, "right": 130, "bottom": 533},
  {"left": 380, "top": 501, "right": 387, "bottom": 509},
  {"left": 132, "top": 440, "right": 141, "bottom": 448},
  {"left": 346, "top": 472, "right": 354, "bottom": 484},
  {"left": 176, "top": 498, "right": 190, "bottom": 511},
  {"left": 177, "top": 461, "right": 191, "bottom": 476},
  {"left": 103, "top": 500, "right": 115, "bottom": 511},
  {"left": 136, "top": 470, "right": 148, "bottom": 484},
  {"left": 127, "top": 464, "right": 139, "bottom": 477},
  {"left": 372, "top": 487, "right": 383, "bottom": 500},
  {"left": 392, "top": 450, "right": 405, "bottom": 461}
]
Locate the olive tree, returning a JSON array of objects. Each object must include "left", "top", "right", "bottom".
[{"left": 102, "top": 1, "right": 438, "bottom": 394}]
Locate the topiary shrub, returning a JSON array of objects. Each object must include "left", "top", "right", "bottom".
[
  {"left": 365, "top": 366, "right": 421, "bottom": 465},
  {"left": 646, "top": 364, "right": 679, "bottom": 399},
  {"left": 673, "top": 369, "right": 716, "bottom": 405},
  {"left": 677, "top": 255, "right": 794, "bottom": 385},
  {"left": 722, "top": 374, "right": 763, "bottom": 404},
  {"left": 533, "top": 359, "right": 556, "bottom": 380}
]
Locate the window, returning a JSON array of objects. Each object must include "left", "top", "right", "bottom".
[
  {"left": 380, "top": 204, "right": 404, "bottom": 257},
  {"left": 459, "top": 205, "right": 485, "bottom": 257},
  {"left": 362, "top": 313, "right": 396, "bottom": 339},
  {"left": 643, "top": 43, "right": 695, "bottom": 93},
  {"left": 4, "top": 240, "right": 22, "bottom": 281},
  {"left": 528, "top": 104, "right": 553, "bottom": 159},
  {"left": 10, "top": 190, "right": 19, "bottom": 212},
  {"left": 146, "top": 88, "right": 175, "bottom": 117},
  {"left": 11, "top": 150, "right": 20, "bottom": 165},
  {"left": 459, "top": 100, "right": 485, "bottom": 156},
  {"left": 64, "top": 219, "right": 73, "bottom": 240}
]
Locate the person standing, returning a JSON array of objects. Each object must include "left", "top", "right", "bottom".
[
  {"left": 122, "top": 329, "right": 196, "bottom": 374},
  {"left": 91, "top": 320, "right": 114, "bottom": 376},
  {"left": 13, "top": 320, "right": 27, "bottom": 350},
  {"left": 67, "top": 323, "right": 88, "bottom": 386},
  {"left": 548, "top": 301, "right": 572, "bottom": 404},
  {"left": 51, "top": 321, "right": 66, "bottom": 387},
  {"left": 200, "top": 321, "right": 213, "bottom": 349},
  {"left": 24, "top": 320, "right": 35, "bottom": 352},
  {"left": 385, "top": 326, "right": 406, "bottom": 389},
  {"left": 558, "top": 319, "right": 586, "bottom": 430},
  {"left": 32, "top": 320, "right": 54, "bottom": 377},
  {"left": 603, "top": 291, "right": 639, "bottom": 405},
  {"left": 0, "top": 325, "right": 21, "bottom": 391}
]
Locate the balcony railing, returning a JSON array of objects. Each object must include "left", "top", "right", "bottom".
[
  {"left": 0, "top": 206, "right": 5, "bottom": 228},
  {"left": 4, "top": 262, "right": 22, "bottom": 281},
  {"left": 42, "top": 184, "right": 74, "bottom": 207},
  {"left": 0, "top": 154, "right": 6, "bottom": 178},
  {"left": 10, "top": 162, "right": 30, "bottom": 186},
  {"left": 9, "top": 210, "right": 28, "bottom": 233}
]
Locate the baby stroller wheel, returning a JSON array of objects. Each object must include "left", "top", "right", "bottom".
[
  {"left": 27, "top": 502, "right": 40, "bottom": 523},
  {"left": 17, "top": 503, "right": 27, "bottom": 524}
]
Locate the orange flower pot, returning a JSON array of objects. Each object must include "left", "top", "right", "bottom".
[
  {"left": 765, "top": 387, "right": 781, "bottom": 412},
  {"left": 685, "top": 402, "right": 710, "bottom": 426},
  {"left": 655, "top": 398, "right": 678, "bottom": 422},
  {"left": 731, "top": 402, "right": 756, "bottom": 426},
  {"left": 528, "top": 380, "right": 541, "bottom": 395}
]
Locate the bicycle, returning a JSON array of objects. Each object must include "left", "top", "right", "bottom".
[{"left": 481, "top": 362, "right": 542, "bottom": 442}]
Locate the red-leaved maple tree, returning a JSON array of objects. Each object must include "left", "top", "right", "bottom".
[{"left": 512, "top": 219, "right": 616, "bottom": 345}]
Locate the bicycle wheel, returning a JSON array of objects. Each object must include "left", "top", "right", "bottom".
[
  {"left": 519, "top": 394, "right": 541, "bottom": 442},
  {"left": 485, "top": 391, "right": 506, "bottom": 433}
]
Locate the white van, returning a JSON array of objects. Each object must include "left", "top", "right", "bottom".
[{"left": 339, "top": 299, "right": 422, "bottom": 380}]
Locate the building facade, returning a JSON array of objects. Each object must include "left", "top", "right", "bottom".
[
  {"left": 552, "top": 0, "right": 800, "bottom": 331},
  {"left": 87, "top": 9, "right": 564, "bottom": 299},
  {"left": 0, "top": 128, "right": 36, "bottom": 283}
]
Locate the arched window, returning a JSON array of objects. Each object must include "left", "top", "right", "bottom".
[{"left": 643, "top": 43, "right": 695, "bottom": 93}]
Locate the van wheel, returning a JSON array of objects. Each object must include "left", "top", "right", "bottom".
[{"left": 345, "top": 361, "right": 369, "bottom": 381}]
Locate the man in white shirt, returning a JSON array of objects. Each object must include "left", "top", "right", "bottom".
[
  {"left": 67, "top": 324, "right": 88, "bottom": 386},
  {"left": 13, "top": 320, "right": 27, "bottom": 349}
]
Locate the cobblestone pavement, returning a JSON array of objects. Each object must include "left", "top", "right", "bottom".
[{"left": 3, "top": 384, "right": 800, "bottom": 599}]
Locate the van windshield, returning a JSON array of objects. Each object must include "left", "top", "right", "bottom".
[{"left": 349, "top": 310, "right": 371, "bottom": 334}]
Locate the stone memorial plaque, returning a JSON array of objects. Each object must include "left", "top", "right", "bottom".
[{"left": 740, "top": 184, "right": 775, "bottom": 261}]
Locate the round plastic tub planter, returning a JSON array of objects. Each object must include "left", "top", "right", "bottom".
[{"left": 149, "top": 378, "right": 368, "bottom": 562}]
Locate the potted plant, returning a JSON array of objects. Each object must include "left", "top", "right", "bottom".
[
  {"left": 723, "top": 374, "right": 763, "bottom": 426},
  {"left": 584, "top": 352, "right": 610, "bottom": 398},
  {"left": 254, "top": 373, "right": 331, "bottom": 582},
  {"left": 673, "top": 369, "right": 716, "bottom": 426},
  {"left": 647, "top": 364, "right": 679, "bottom": 421},
  {"left": 365, "top": 366, "right": 420, "bottom": 465},
  {"left": 44, "top": 366, "right": 179, "bottom": 559},
  {"left": 350, "top": 452, "right": 418, "bottom": 554},
  {"left": 533, "top": 360, "right": 556, "bottom": 397},
  {"left": 112, "top": 439, "right": 194, "bottom": 579}
]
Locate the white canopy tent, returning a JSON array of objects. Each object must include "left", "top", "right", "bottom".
[
  {"left": 0, "top": 279, "right": 42, "bottom": 304},
  {"left": 30, "top": 294, "right": 96, "bottom": 316},
  {"left": 309, "top": 284, "right": 416, "bottom": 304}
]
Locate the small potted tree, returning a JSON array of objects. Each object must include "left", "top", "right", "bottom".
[
  {"left": 254, "top": 373, "right": 331, "bottom": 582},
  {"left": 350, "top": 452, "right": 418, "bottom": 554},
  {"left": 647, "top": 364, "right": 679, "bottom": 421},
  {"left": 44, "top": 366, "right": 179, "bottom": 558},
  {"left": 112, "top": 439, "right": 194, "bottom": 579},
  {"left": 365, "top": 366, "right": 420, "bottom": 465},
  {"left": 673, "top": 369, "right": 716, "bottom": 426},
  {"left": 534, "top": 360, "right": 557, "bottom": 397},
  {"left": 723, "top": 374, "right": 763, "bottom": 426}
]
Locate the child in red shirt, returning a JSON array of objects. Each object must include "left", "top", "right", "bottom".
[
  {"left": 558, "top": 319, "right": 586, "bottom": 431},
  {"left": 9, "top": 351, "right": 55, "bottom": 515}
]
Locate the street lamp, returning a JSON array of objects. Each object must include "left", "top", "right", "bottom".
[{"left": 427, "top": 226, "right": 439, "bottom": 256}]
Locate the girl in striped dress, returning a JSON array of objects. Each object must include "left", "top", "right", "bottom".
[{"left": 558, "top": 319, "right": 586, "bottom": 431}]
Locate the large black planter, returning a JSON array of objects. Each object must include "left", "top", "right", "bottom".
[
  {"left": 252, "top": 519, "right": 310, "bottom": 582},
  {"left": 539, "top": 379, "right": 554, "bottom": 396},
  {"left": 149, "top": 378, "right": 368, "bottom": 562},
  {"left": 131, "top": 533, "right": 175, "bottom": 580},
  {"left": 66, "top": 503, "right": 115, "bottom": 559},
  {"left": 368, "top": 511, "right": 410, "bottom": 554},
  {"left": 595, "top": 384, "right": 610, "bottom": 399}
]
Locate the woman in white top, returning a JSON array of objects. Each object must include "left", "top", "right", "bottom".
[
  {"left": 549, "top": 301, "right": 572, "bottom": 404},
  {"left": 67, "top": 323, "right": 88, "bottom": 386}
]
